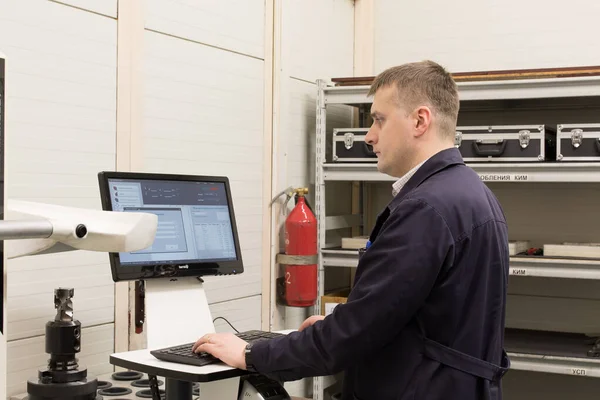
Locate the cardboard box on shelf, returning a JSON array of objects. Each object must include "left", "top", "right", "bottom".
[{"left": 321, "top": 289, "right": 351, "bottom": 316}]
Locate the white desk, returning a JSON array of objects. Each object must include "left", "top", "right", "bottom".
[
  {"left": 110, "top": 348, "right": 245, "bottom": 399},
  {"left": 110, "top": 330, "right": 296, "bottom": 399}
]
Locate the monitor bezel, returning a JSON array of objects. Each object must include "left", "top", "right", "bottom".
[{"left": 98, "top": 171, "right": 244, "bottom": 282}]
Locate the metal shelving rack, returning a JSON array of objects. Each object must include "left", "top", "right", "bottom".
[
  {"left": 321, "top": 250, "right": 600, "bottom": 281},
  {"left": 323, "top": 162, "right": 600, "bottom": 183},
  {"left": 313, "top": 76, "right": 600, "bottom": 400}
]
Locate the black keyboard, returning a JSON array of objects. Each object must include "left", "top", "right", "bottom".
[{"left": 150, "top": 330, "right": 285, "bottom": 367}]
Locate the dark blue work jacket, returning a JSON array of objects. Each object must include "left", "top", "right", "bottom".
[{"left": 252, "top": 148, "right": 511, "bottom": 400}]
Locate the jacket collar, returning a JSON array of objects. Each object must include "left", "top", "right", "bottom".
[{"left": 390, "top": 147, "right": 465, "bottom": 206}]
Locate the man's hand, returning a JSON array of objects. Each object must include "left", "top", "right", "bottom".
[
  {"left": 192, "top": 333, "right": 248, "bottom": 370},
  {"left": 299, "top": 315, "right": 325, "bottom": 331}
]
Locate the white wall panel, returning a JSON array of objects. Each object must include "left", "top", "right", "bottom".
[
  {"left": 51, "top": 0, "right": 117, "bottom": 18},
  {"left": 7, "top": 324, "right": 114, "bottom": 397},
  {"left": 282, "top": 0, "right": 354, "bottom": 82},
  {"left": 7, "top": 259, "right": 114, "bottom": 341},
  {"left": 276, "top": 0, "right": 355, "bottom": 239},
  {"left": 142, "top": 31, "right": 264, "bottom": 304},
  {"left": 272, "top": 0, "right": 354, "bottom": 325},
  {"left": 210, "top": 295, "right": 261, "bottom": 333},
  {"left": 283, "top": 79, "right": 320, "bottom": 189},
  {"left": 281, "top": 78, "right": 354, "bottom": 212},
  {"left": 374, "top": 0, "right": 600, "bottom": 73},
  {"left": 0, "top": 1, "right": 116, "bottom": 395},
  {"left": 272, "top": 2, "right": 355, "bottom": 397},
  {"left": 145, "top": 0, "right": 265, "bottom": 59},
  {"left": 1, "top": 0, "right": 116, "bottom": 335}
]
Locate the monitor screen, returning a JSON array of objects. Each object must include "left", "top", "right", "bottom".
[{"left": 98, "top": 171, "right": 244, "bottom": 282}]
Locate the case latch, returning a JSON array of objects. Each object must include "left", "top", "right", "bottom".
[
  {"left": 344, "top": 132, "right": 355, "bottom": 149},
  {"left": 454, "top": 131, "right": 462, "bottom": 147},
  {"left": 518, "top": 130, "right": 530, "bottom": 149},
  {"left": 571, "top": 129, "right": 583, "bottom": 148}
]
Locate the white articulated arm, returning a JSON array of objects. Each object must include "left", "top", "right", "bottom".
[{"left": 2, "top": 200, "right": 158, "bottom": 259}]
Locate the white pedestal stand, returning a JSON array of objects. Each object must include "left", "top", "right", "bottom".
[{"left": 112, "top": 276, "right": 241, "bottom": 400}]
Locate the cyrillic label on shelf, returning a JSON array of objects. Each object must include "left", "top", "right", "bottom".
[
  {"left": 510, "top": 268, "right": 527, "bottom": 276},
  {"left": 572, "top": 368, "right": 587, "bottom": 376},
  {"left": 478, "top": 174, "right": 529, "bottom": 182}
]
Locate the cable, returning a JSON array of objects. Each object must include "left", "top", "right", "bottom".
[
  {"left": 212, "top": 316, "right": 239, "bottom": 333},
  {"left": 268, "top": 186, "right": 294, "bottom": 208},
  {"left": 147, "top": 375, "right": 162, "bottom": 400}
]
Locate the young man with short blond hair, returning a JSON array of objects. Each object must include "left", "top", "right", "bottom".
[{"left": 193, "top": 60, "right": 510, "bottom": 400}]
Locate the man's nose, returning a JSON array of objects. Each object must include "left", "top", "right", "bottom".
[{"left": 365, "top": 126, "right": 376, "bottom": 144}]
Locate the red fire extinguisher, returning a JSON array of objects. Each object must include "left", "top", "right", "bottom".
[{"left": 283, "top": 188, "right": 317, "bottom": 307}]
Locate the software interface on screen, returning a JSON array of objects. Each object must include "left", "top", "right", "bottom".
[{"left": 107, "top": 178, "right": 237, "bottom": 265}]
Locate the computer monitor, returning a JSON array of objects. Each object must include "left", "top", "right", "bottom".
[{"left": 98, "top": 171, "right": 244, "bottom": 282}]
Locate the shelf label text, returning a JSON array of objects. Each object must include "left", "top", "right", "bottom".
[
  {"left": 510, "top": 268, "right": 527, "bottom": 276},
  {"left": 478, "top": 174, "right": 529, "bottom": 182},
  {"left": 572, "top": 368, "right": 587, "bottom": 376}
]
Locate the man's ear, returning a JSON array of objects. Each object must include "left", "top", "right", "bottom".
[{"left": 414, "top": 106, "right": 432, "bottom": 137}]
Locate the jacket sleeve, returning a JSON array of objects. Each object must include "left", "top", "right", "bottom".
[{"left": 251, "top": 199, "right": 455, "bottom": 381}]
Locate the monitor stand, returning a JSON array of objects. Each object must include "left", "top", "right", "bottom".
[{"left": 144, "top": 276, "right": 240, "bottom": 399}]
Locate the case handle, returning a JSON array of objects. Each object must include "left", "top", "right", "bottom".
[
  {"left": 473, "top": 140, "right": 507, "bottom": 157},
  {"left": 364, "top": 142, "right": 376, "bottom": 156}
]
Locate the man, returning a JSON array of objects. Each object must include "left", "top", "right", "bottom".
[{"left": 193, "top": 60, "right": 511, "bottom": 400}]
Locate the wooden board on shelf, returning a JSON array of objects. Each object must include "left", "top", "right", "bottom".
[
  {"left": 544, "top": 243, "right": 600, "bottom": 259},
  {"left": 331, "top": 66, "right": 600, "bottom": 86},
  {"left": 341, "top": 236, "right": 369, "bottom": 250}
]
